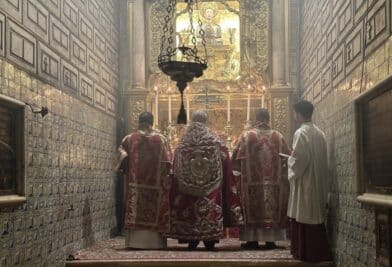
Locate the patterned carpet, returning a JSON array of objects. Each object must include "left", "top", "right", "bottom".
[
  {"left": 72, "top": 237, "right": 294, "bottom": 261},
  {"left": 68, "top": 237, "right": 334, "bottom": 267}
]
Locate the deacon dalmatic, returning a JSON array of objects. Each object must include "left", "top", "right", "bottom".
[
  {"left": 288, "top": 100, "right": 332, "bottom": 262},
  {"left": 115, "top": 112, "right": 172, "bottom": 249},
  {"left": 169, "top": 110, "right": 243, "bottom": 251},
  {"left": 232, "top": 109, "right": 291, "bottom": 250}
]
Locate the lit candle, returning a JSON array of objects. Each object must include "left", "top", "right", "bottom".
[
  {"left": 154, "top": 86, "right": 159, "bottom": 128},
  {"left": 168, "top": 87, "right": 172, "bottom": 124},
  {"left": 227, "top": 86, "right": 231, "bottom": 123},
  {"left": 261, "top": 86, "right": 266, "bottom": 108},
  {"left": 227, "top": 95, "right": 231, "bottom": 123},
  {"left": 246, "top": 84, "right": 251, "bottom": 121}
]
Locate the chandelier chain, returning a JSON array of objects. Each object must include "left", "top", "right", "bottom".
[
  {"left": 188, "top": 2, "right": 197, "bottom": 56},
  {"left": 158, "top": 0, "right": 209, "bottom": 124}
]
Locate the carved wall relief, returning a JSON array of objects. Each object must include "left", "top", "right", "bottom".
[
  {"left": 271, "top": 97, "right": 290, "bottom": 140},
  {"left": 148, "top": 0, "right": 167, "bottom": 73},
  {"left": 0, "top": 0, "right": 120, "bottom": 118},
  {"left": 130, "top": 99, "right": 144, "bottom": 132},
  {"left": 241, "top": 0, "right": 269, "bottom": 74}
]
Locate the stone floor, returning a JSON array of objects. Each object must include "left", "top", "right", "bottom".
[{"left": 66, "top": 237, "right": 334, "bottom": 267}]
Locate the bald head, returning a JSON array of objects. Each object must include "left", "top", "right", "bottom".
[{"left": 191, "top": 110, "right": 208, "bottom": 124}]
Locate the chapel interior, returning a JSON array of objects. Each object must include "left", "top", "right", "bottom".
[{"left": 0, "top": 0, "right": 392, "bottom": 266}]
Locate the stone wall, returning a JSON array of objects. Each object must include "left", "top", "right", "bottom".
[
  {"left": 299, "top": 0, "right": 392, "bottom": 266},
  {"left": 0, "top": 0, "right": 120, "bottom": 266}
]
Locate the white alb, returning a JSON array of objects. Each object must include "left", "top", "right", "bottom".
[{"left": 287, "top": 122, "right": 329, "bottom": 225}]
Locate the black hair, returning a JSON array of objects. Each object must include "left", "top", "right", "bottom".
[
  {"left": 138, "top": 112, "right": 154, "bottom": 126},
  {"left": 294, "top": 100, "right": 314, "bottom": 119},
  {"left": 256, "top": 108, "right": 270, "bottom": 123}
]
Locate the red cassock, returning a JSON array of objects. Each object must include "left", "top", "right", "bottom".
[
  {"left": 168, "top": 123, "right": 244, "bottom": 241},
  {"left": 118, "top": 130, "right": 172, "bottom": 234}
]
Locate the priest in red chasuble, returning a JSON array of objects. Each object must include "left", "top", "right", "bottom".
[
  {"left": 115, "top": 112, "right": 172, "bottom": 249},
  {"left": 168, "top": 110, "right": 243, "bottom": 251},
  {"left": 232, "top": 109, "right": 291, "bottom": 250}
]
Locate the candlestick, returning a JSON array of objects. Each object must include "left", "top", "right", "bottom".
[
  {"left": 154, "top": 87, "right": 159, "bottom": 128},
  {"left": 261, "top": 94, "right": 265, "bottom": 109},
  {"left": 168, "top": 92, "right": 172, "bottom": 124},
  {"left": 227, "top": 95, "right": 231, "bottom": 123},
  {"left": 246, "top": 93, "right": 251, "bottom": 121}
]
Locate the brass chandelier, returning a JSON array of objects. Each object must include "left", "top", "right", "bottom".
[{"left": 158, "top": 0, "right": 208, "bottom": 124}]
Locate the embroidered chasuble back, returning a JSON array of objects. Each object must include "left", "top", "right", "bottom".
[
  {"left": 123, "top": 131, "right": 171, "bottom": 232},
  {"left": 174, "top": 144, "right": 223, "bottom": 197},
  {"left": 234, "top": 128, "right": 290, "bottom": 228}
]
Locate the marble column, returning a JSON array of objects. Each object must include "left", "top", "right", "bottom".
[
  {"left": 272, "top": 0, "right": 286, "bottom": 86},
  {"left": 132, "top": 0, "right": 146, "bottom": 89},
  {"left": 269, "top": 0, "right": 294, "bottom": 142},
  {"left": 121, "top": 0, "right": 149, "bottom": 133}
]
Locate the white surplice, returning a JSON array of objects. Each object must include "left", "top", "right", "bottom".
[
  {"left": 125, "top": 230, "right": 167, "bottom": 249},
  {"left": 240, "top": 227, "right": 286, "bottom": 242},
  {"left": 287, "top": 122, "right": 329, "bottom": 225}
]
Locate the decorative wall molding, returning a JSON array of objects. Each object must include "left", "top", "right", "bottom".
[{"left": 0, "top": 0, "right": 120, "bottom": 117}]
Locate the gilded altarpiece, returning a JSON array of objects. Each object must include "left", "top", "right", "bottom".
[{"left": 146, "top": 0, "right": 277, "bottom": 148}]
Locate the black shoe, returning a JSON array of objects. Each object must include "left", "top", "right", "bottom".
[
  {"left": 188, "top": 240, "right": 199, "bottom": 250},
  {"left": 203, "top": 240, "right": 216, "bottom": 251},
  {"left": 264, "top": 241, "right": 277, "bottom": 250},
  {"left": 241, "top": 241, "right": 259, "bottom": 250}
]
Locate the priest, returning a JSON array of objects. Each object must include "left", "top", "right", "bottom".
[
  {"left": 288, "top": 100, "right": 332, "bottom": 262},
  {"left": 232, "top": 108, "right": 291, "bottom": 250},
  {"left": 169, "top": 110, "right": 243, "bottom": 251},
  {"left": 115, "top": 112, "right": 172, "bottom": 249}
]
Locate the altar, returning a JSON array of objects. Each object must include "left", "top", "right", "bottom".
[
  {"left": 150, "top": 84, "right": 267, "bottom": 149},
  {"left": 146, "top": 1, "right": 279, "bottom": 149}
]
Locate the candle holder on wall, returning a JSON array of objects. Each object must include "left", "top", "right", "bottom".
[{"left": 25, "top": 102, "right": 48, "bottom": 117}]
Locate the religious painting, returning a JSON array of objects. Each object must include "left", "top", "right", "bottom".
[
  {"left": 175, "top": 1, "right": 240, "bottom": 81},
  {"left": 356, "top": 79, "right": 392, "bottom": 195},
  {"left": 0, "top": 104, "right": 16, "bottom": 195},
  {"left": 0, "top": 94, "right": 25, "bottom": 196}
]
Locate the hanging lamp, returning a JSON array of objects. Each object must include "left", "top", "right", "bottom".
[{"left": 158, "top": 0, "right": 208, "bottom": 124}]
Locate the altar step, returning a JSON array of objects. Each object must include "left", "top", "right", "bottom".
[
  {"left": 66, "top": 259, "right": 333, "bottom": 267},
  {"left": 67, "top": 237, "right": 334, "bottom": 267}
]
